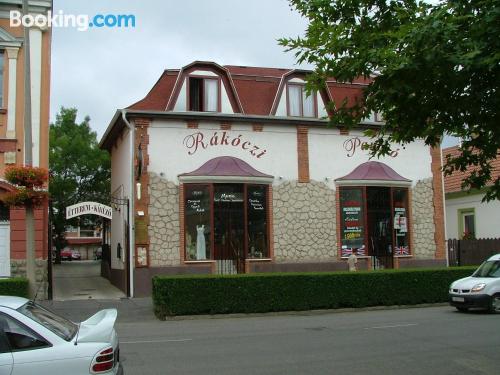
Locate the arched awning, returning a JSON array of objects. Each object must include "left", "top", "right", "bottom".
[
  {"left": 335, "top": 161, "right": 411, "bottom": 187},
  {"left": 179, "top": 156, "right": 274, "bottom": 183}
]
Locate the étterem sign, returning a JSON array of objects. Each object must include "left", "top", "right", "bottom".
[{"left": 66, "top": 202, "right": 112, "bottom": 220}]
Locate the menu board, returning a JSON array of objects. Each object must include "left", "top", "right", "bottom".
[{"left": 340, "top": 188, "right": 365, "bottom": 256}]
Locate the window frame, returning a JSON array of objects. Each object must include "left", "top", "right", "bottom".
[
  {"left": 187, "top": 75, "right": 221, "bottom": 112},
  {"left": 183, "top": 183, "right": 270, "bottom": 262},
  {"left": 458, "top": 208, "right": 476, "bottom": 239},
  {"left": 338, "top": 186, "right": 412, "bottom": 258},
  {"left": 0, "top": 50, "right": 4, "bottom": 108},
  {"left": 286, "top": 82, "right": 317, "bottom": 118}
]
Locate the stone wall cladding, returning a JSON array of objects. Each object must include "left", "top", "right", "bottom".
[
  {"left": 10, "top": 259, "right": 48, "bottom": 298},
  {"left": 273, "top": 180, "right": 337, "bottom": 261},
  {"left": 148, "top": 173, "right": 180, "bottom": 266},
  {"left": 411, "top": 178, "right": 436, "bottom": 259}
]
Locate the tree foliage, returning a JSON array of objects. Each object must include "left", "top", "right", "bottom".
[
  {"left": 49, "top": 107, "right": 110, "bottom": 252},
  {"left": 280, "top": 0, "right": 500, "bottom": 201}
]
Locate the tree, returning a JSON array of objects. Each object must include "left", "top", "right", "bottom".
[
  {"left": 280, "top": 0, "right": 500, "bottom": 201},
  {"left": 49, "top": 107, "right": 111, "bottom": 259}
]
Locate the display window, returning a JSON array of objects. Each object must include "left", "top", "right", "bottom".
[{"left": 339, "top": 186, "right": 411, "bottom": 268}]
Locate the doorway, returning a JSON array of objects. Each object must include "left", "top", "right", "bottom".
[
  {"left": 367, "top": 187, "right": 393, "bottom": 269},
  {"left": 214, "top": 184, "right": 245, "bottom": 274}
]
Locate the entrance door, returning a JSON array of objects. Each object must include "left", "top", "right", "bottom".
[
  {"left": 214, "top": 184, "right": 245, "bottom": 274},
  {"left": 0, "top": 223, "right": 10, "bottom": 277},
  {"left": 367, "top": 187, "right": 393, "bottom": 269}
]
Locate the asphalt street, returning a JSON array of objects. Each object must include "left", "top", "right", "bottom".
[{"left": 50, "top": 303, "right": 498, "bottom": 375}]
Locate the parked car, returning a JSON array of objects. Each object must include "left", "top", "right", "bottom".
[
  {"left": 449, "top": 253, "right": 500, "bottom": 313},
  {"left": 60, "top": 248, "right": 81, "bottom": 261},
  {"left": 94, "top": 247, "right": 103, "bottom": 260},
  {"left": 0, "top": 296, "right": 123, "bottom": 374}
]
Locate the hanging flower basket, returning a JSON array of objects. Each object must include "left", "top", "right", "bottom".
[
  {"left": 4, "top": 166, "right": 48, "bottom": 188},
  {"left": 1, "top": 166, "right": 49, "bottom": 208}
]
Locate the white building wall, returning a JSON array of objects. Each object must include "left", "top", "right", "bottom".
[
  {"left": 446, "top": 194, "right": 500, "bottom": 239},
  {"left": 308, "top": 129, "right": 433, "bottom": 188},
  {"left": 148, "top": 121, "right": 298, "bottom": 183},
  {"left": 110, "top": 129, "right": 131, "bottom": 270}
]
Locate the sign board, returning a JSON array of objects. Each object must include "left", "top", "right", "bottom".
[{"left": 66, "top": 202, "right": 112, "bottom": 220}]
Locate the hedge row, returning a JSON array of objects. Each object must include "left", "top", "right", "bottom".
[
  {"left": 152, "top": 267, "right": 476, "bottom": 318},
  {"left": 0, "top": 278, "right": 29, "bottom": 298}
]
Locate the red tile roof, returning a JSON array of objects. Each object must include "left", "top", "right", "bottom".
[
  {"left": 127, "top": 62, "right": 367, "bottom": 116},
  {"left": 443, "top": 145, "right": 500, "bottom": 193},
  {"left": 66, "top": 237, "right": 102, "bottom": 245}
]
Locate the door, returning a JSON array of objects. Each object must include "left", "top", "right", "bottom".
[
  {"left": 0, "top": 224, "right": 10, "bottom": 277},
  {"left": 367, "top": 187, "right": 393, "bottom": 269},
  {"left": 214, "top": 185, "right": 245, "bottom": 274}
]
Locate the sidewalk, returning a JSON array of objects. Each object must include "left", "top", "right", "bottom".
[{"left": 41, "top": 297, "right": 155, "bottom": 323}]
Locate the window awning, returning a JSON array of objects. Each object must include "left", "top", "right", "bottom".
[
  {"left": 179, "top": 156, "right": 274, "bottom": 183},
  {"left": 335, "top": 161, "right": 411, "bottom": 187}
]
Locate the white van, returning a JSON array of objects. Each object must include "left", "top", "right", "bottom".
[{"left": 449, "top": 253, "right": 500, "bottom": 313}]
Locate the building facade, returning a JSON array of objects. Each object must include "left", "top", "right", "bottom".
[
  {"left": 0, "top": 1, "right": 52, "bottom": 288},
  {"left": 101, "top": 61, "right": 446, "bottom": 297},
  {"left": 444, "top": 145, "right": 500, "bottom": 240}
]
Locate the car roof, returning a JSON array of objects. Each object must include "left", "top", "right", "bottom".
[
  {"left": 0, "top": 296, "right": 29, "bottom": 309},
  {"left": 487, "top": 254, "right": 500, "bottom": 261}
]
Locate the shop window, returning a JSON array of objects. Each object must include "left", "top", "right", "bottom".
[
  {"left": 247, "top": 185, "right": 268, "bottom": 258},
  {"left": 185, "top": 185, "right": 211, "bottom": 260},
  {"left": 459, "top": 209, "right": 475, "bottom": 239},
  {"left": 340, "top": 188, "right": 366, "bottom": 257},
  {"left": 393, "top": 188, "right": 410, "bottom": 255},
  {"left": 188, "top": 77, "right": 219, "bottom": 112},
  {"left": 339, "top": 186, "right": 411, "bottom": 264},
  {"left": 287, "top": 83, "right": 316, "bottom": 117}
]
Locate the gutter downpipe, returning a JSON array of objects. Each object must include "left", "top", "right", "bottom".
[
  {"left": 440, "top": 145, "right": 449, "bottom": 267},
  {"left": 121, "top": 110, "right": 135, "bottom": 298}
]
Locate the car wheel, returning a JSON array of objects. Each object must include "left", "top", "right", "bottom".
[
  {"left": 489, "top": 294, "right": 500, "bottom": 314},
  {"left": 456, "top": 306, "right": 468, "bottom": 312}
]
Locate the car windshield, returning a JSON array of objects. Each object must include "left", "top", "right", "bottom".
[
  {"left": 17, "top": 301, "right": 78, "bottom": 341},
  {"left": 472, "top": 260, "right": 500, "bottom": 278}
]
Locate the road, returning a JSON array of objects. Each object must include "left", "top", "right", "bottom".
[{"left": 114, "top": 306, "right": 499, "bottom": 375}]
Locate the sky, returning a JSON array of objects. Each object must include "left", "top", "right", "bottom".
[
  {"left": 50, "top": 0, "right": 459, "bottom": 147},
  {"left": 50, "top": 0, "right": 310, "bottom": 139}
]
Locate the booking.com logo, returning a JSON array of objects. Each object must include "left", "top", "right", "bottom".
[{"left": 10, "top": 10, "right": 136, "bottom": 31}]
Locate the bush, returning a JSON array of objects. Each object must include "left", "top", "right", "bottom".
[
  {"left": 0, "top": 278, "right": 29, "bottom": 298},
  {"left": 152, "top": 267, "right": 476, "bottom": 318}
]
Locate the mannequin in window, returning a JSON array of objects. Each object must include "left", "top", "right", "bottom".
[{"left": 196, "top": 225, "right": 206, "bottom": 260}]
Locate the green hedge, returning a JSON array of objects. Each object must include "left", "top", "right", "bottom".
[
  {"left": 0, "top": 278, "right": 29, "bottom": 298},
  {"left": 153, "top": 267, "right": 476, "bottom": 318}
]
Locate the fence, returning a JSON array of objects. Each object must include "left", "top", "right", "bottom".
[{"left": 447, "top": 238, "right": 500, "bottom": 266}]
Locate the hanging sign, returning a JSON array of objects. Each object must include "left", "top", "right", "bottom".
[{"left": 66, "top": 202, "right": 112, "bottom": 220}]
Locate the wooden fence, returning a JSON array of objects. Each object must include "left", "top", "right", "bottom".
[{"left": 447, "top": 238, "right": 500, "bottom": 266}]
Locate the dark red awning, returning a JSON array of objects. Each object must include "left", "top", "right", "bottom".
[
  {"left": 179, "top": 156, "right": 273, "bottom": 183},
  {"left": 336, "top": 161, "right": 411, "bottom": 185}
]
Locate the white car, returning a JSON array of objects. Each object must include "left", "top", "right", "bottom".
[
  {"left": 0, "top": 296, "right": 123, "bottom": 374},
  {"left": 449, "top": 253, "right": 500, "bottom": 313}
]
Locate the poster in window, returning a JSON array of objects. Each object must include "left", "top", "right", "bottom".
[
  {"left": 185, "top": 185, "right": 211, "bottom": 260},
  {"left": 247, "top": 185, "right": 268, "bottom": 258},
  {"left": 393, "top": 189, "right": 410, "bottom": 255},
  {"left": 340, "top": 188, "right": 366, "bottom": 257}
]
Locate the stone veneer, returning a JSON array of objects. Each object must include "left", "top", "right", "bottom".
[
  {"left": 148, "top": 173, "right": 180, "bottom": 266},
  {"left": 411, "top": 178, "right": 436, "bottom": 259},
  {"left": 273, "top": 180, "right": 337, "bottom": 261},
  {"left": 10, "top": 259, "right": 48, "bottom": 298}
]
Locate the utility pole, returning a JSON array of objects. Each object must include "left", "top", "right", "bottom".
[{"left": 22, "top": 0, "right": 36, "bottom": 297}]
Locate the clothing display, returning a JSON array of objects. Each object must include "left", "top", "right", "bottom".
[{"left": 196, "top": 225, "right": 206, "bottom": 260}]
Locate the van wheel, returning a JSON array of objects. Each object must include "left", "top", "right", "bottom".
[
  {"left": 456, "top": 307, "right": 468, "bottom": 312},
  {"left": 489, "top": 294, "right": 500, "bottom": 314}
]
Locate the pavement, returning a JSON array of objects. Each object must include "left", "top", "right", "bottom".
[{"left": 52, "top": 260, "right": 126, "bottom": 301}]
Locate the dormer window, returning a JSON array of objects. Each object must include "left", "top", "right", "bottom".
[
  {"left": 188, "top": 76, "right": 219, "bottom": 112},
  {"left": 287, "top": 83, "right": 316, "bottom": 117}
]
